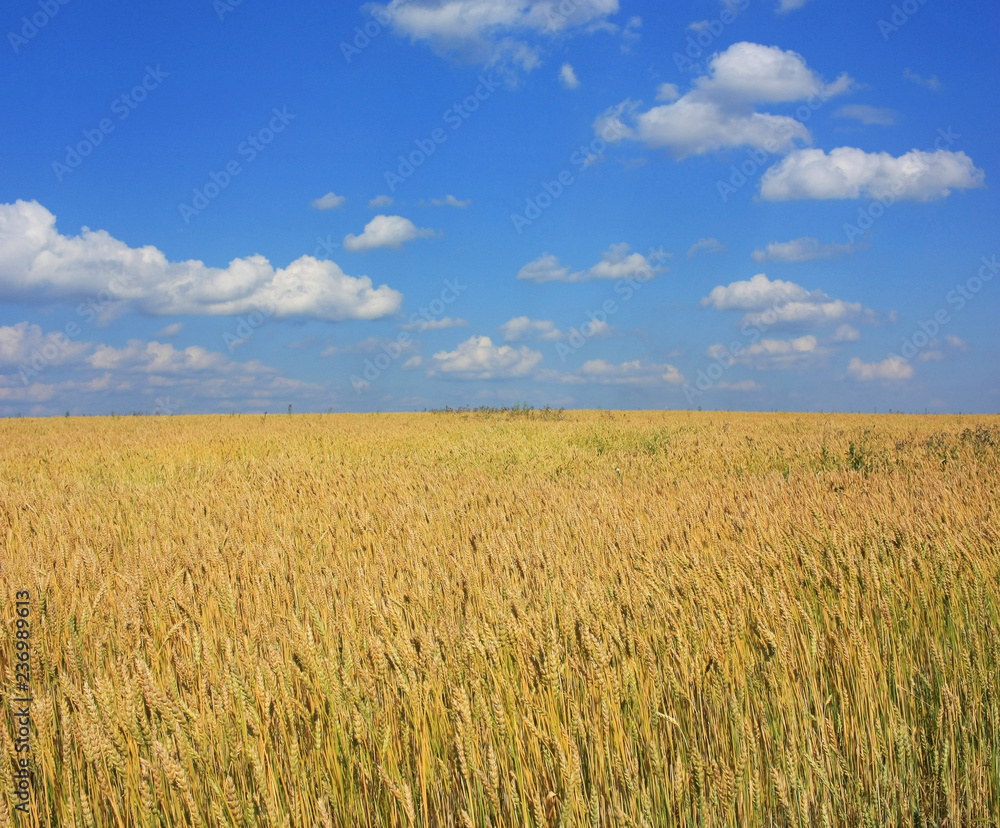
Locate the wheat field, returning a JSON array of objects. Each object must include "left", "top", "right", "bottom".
[{"left": 1, "top": 410, "right": 998, "bottom": 827}]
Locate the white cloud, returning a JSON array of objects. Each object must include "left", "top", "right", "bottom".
[
  {"left": 499, "top": 316, "right": 564, "bottom": 341},
  {"left": 401, "top": 355, "right": 423, "bottom": 370},
  {"left": 847, "top": 355, "right": 913, "bottom": 381},
  {"left": 517, "top": 243, "right": 663, "bottom": 283},
  {"left": 88, "top": 340, "right": 239, "bottom": 374},
  {"left": 0, "top": 201, "right": 402, "bottom": 322},
  {"left": 559, "top": 63, "right": 580, "bottom": 89},
  {"left": 516, "top": 253, "right": 574, "bottom": 284},
  {"left": 710, "top": 334, "right": 823, "bottom": 370},
  {"left": 687, "top": 237, "right": 726, "bottom": 258},
  {"left": 701, "top": 273, "right": 810, "bottom": 310},
  {"left": 777, "top": 0, "right": 813, "bottom": 12},
  {"left": 369, "top": 195, "right": 395, "bottom": 208},
  {"left": 581, "top": 319, "right": 613, "bottom": 338},
  {"left": 155, "top": 322, "right": 184, "bottom": 338},
  {"left": 0, "top": 322, "right": 90, "bottom": 368},
  {"left": 716, "top": 379, "right": 760, "bottom": 390},
  {"left": 596, "top": 42, "right": 852, "bottom": 158},
  {"left": 430, "top": 194, "right": 471, "bottom": 208},
  {"left": 374, "top": 0, "right": 620, "bottom": 74},
  {"left": 833, "top": 324, "right": 861, "bottom": 342},
  {"left": 918, "top": 335, "right": 969, "bottom": 362},
  {"left": 311, "top": 192, "right": 346, "bottom": 210},
  {"left": 702, "top": 273, "right": 872, "bottom": 330},
  {"left": 578, "top": 359, "right": 686, "bottom": 385},
  {"left": 903, "top": 68, "right": 942, "bottom": 91},
  {"left": 400, "top": 316, "right": 468, "bottom": 332},
  {"left": 759, "top": 147, "right": 985, "bottom": 201},
  {"left": 342, "top": 215, "right": 436, "bottom": 251},
  {"left": 750, "top": 237, "right": 855, "bottom": 263},
  {"left": 620, "top": 15, "right": 641, "bottom": 49},
  {"left": 833, "top": 104, "right": 898, "bottom": 126},
  {"left": 430, "top": 335, "right": 542, "bottom": 379},
  {"left": 741, "top": 298, "right": 865, "bottom": 328},
  {"left": 0, "top": 327, "right": 335, "bottom": 416},
  {"left": 701, "top": 41, "right": 852, "bottom": 103},
  {"left": 655, "top": 82, "right": 679, "bottom": 102}
]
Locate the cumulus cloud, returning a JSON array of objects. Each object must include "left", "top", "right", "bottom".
[
  {"left": 687, "top": 237, "right": 726, "bottom": 258},
  {"left": 847, "top": 355, "right": 913, "bottom": 381},
  {"left": 702, "top": 41, "right": 852, "bottom": 103},
  {"left": 499, "top": 316, "right": 564, "bottom": 342},
  {"left": 430, "top": 335, "right": 542, "bottom": 379},
  {"left": 833, "top": 324, "right": 861, "bottom": 342},
  {"left": 750, "top": 236, "right": 855, "bottom": 263},
  {"left": 89, "top": 340, "right": 239, "bottom": 374},
  {"left": 759, "top": 147, "right": 985, "bottom": 201},
  {"left": 596, "top": 42, "right": 852, "bottom": 158},
  {"left": 917, "top": 335, "right": 968, "bottom": 362},
  {"left": 0, "top": 324, "right": 333, "bottom": 416},
  {"left": 310, "top": 192, "right": 346, "bottom": 210},
  {"left": 342, "top": 215, "right": 436, "bottom": 251},
  {"left": 741, "top": 298, "right": 865, "bottom": 328},
  {"left": 702, "top": 273, "right": 873, "bottom": 330},
  {"left": 373, "top": 0, "right": 620, "bottom": 75},
  {"left": 578, "top": 359, "right": 686, "bottom": 385},
  {"left": 369, "top": 195, "right": 395, "bottom": 208},
  {"left": 833, "top": 104, "right": 898, "bottom": 126},
  {"left": 400, "top": 316, "right": 468, "bottom": 332},
  {"left": 702, "top": 272, "right": 810, "bottom": 310},
  {"left": 0, "top": 321, "right": 90, "bottom": 368},
  {"left": 559, "top": 63, "right": 580, "bottom": 89},
  {"left": 517, "top": 243, "right": 663, "bottom": 283},
  {"left": 709, "top": 334, "right": 824, "bottom": 370},
  {"left": 0, "top": 201, "right": 402, "bottom": 321},
  {"left": 430, "top": 194, "right": 471, "bottom": 208}
]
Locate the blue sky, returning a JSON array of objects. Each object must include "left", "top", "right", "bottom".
[{"left": 1, "top": 0, "right": 997, "bottom": 415}]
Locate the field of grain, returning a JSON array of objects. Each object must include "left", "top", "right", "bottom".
[{"left": 1, "top": 411, "right": 998, "bottom": 826}]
